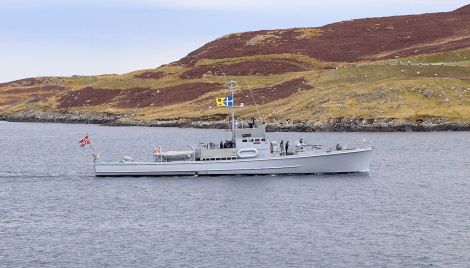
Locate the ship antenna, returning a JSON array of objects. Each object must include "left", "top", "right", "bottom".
[
  {"left": 222, "top": 72, "right": 228, "bottom": 84},
  {"left": 242, "top": 78, "right": 263, "bottom": 123}
]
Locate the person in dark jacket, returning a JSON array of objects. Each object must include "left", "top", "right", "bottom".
[{"left": 285, "top": 141, "right": 289, "bottom": 154}]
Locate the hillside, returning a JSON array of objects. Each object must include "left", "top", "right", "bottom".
[{"left": 1, "top": 5, "right": 470, "bottom": 131}]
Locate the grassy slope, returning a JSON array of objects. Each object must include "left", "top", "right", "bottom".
[{"left": 1, "top": 50, "right": 469, "bottom": 125}]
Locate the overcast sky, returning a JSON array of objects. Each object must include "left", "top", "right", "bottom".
[{"left": 0, "top": 0, "right": 468, "bottom": 82}]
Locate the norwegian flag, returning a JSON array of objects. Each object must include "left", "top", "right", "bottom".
[{"left": 79, "top": 135, "right": 91, "bottom": 148}]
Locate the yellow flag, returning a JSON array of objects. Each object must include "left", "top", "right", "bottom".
[{"left": 216, "top": 97, "right": 226, "bottom": 107}]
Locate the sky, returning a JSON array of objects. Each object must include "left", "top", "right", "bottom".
[{"left": 0, "top": 0, "right": 468, "bottom": 82}]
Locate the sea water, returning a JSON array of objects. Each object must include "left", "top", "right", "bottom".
[{"left": 0, "top": 122, "right": 469, "bottom": 267}]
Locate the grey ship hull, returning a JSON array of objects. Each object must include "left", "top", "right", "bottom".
[{"left": 94, "top": 147, "right": 373, "bottom": 177}]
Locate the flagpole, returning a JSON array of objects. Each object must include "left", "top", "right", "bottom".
[{"left": 86, "top": 133, "right": 98, "bottom": 162}]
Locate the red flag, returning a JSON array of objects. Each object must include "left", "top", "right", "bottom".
[{"left": 79, "top": 135, "right": 91, "bottom": 148}]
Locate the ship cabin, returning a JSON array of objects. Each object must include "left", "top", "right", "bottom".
[
  {"left": 234, "top": 124, "right": 271, "bottom": 158},
  {"left": 194, "top": 121, "right": 272, "bottom": 162}
]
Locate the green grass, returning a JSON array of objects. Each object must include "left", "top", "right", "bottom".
[{"left": 1, "top": 50, "right": 469, "bottom": 124}]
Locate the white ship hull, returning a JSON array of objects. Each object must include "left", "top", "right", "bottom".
[{"left": 94, "top": 147, "right": 373, "bottom": 177}]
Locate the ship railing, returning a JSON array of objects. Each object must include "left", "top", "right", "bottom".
[{"left": 295, "top": 144, "right": 323, "bottom": 152}]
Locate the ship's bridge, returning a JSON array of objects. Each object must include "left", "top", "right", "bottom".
[{"left": 234, "top": 125, "right": 271, "bottom": 157}]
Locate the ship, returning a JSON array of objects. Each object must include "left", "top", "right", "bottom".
[{"left": 94, "top": 80, "right": 373, "bottom": 176}]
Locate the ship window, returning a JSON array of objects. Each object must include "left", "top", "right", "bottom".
[
  {"left": 261, "top": 138, "right": 266, "bottom": 141},
  {"left": 249, "top": 139, "right": 254, "bottom": 142},
  {"left": 242, "top": 134, "right": 252, "bottom": 138},
  {"left": 255, "top": 139, "right": 260, "bottom": 142},
  {"left": 242, "top": 139, "right": 247, "bottom": 142}
]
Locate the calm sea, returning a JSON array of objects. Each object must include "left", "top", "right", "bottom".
[{"left": 0, "top": 121, "right": 469, "bottom": 267}]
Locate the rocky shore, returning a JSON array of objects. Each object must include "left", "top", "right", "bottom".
[{"left": 1, "top": 109, "right": 469, "bottom": 132}]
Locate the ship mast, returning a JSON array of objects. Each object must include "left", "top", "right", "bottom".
[{"left": 226, "top": 80, "right": 238, "bottom": 142}]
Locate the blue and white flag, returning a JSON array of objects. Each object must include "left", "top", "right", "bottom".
[{"left": 216, "top": 96, "right": 234, "bottom": 107}]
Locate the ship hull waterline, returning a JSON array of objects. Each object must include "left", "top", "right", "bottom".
[{"left": 94, "top": 147, "right": 373, "bottom": 177}]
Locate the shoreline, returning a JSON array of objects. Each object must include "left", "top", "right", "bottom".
[{"left": 1, "top": 110, "right": 470, "bottom": 132}]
